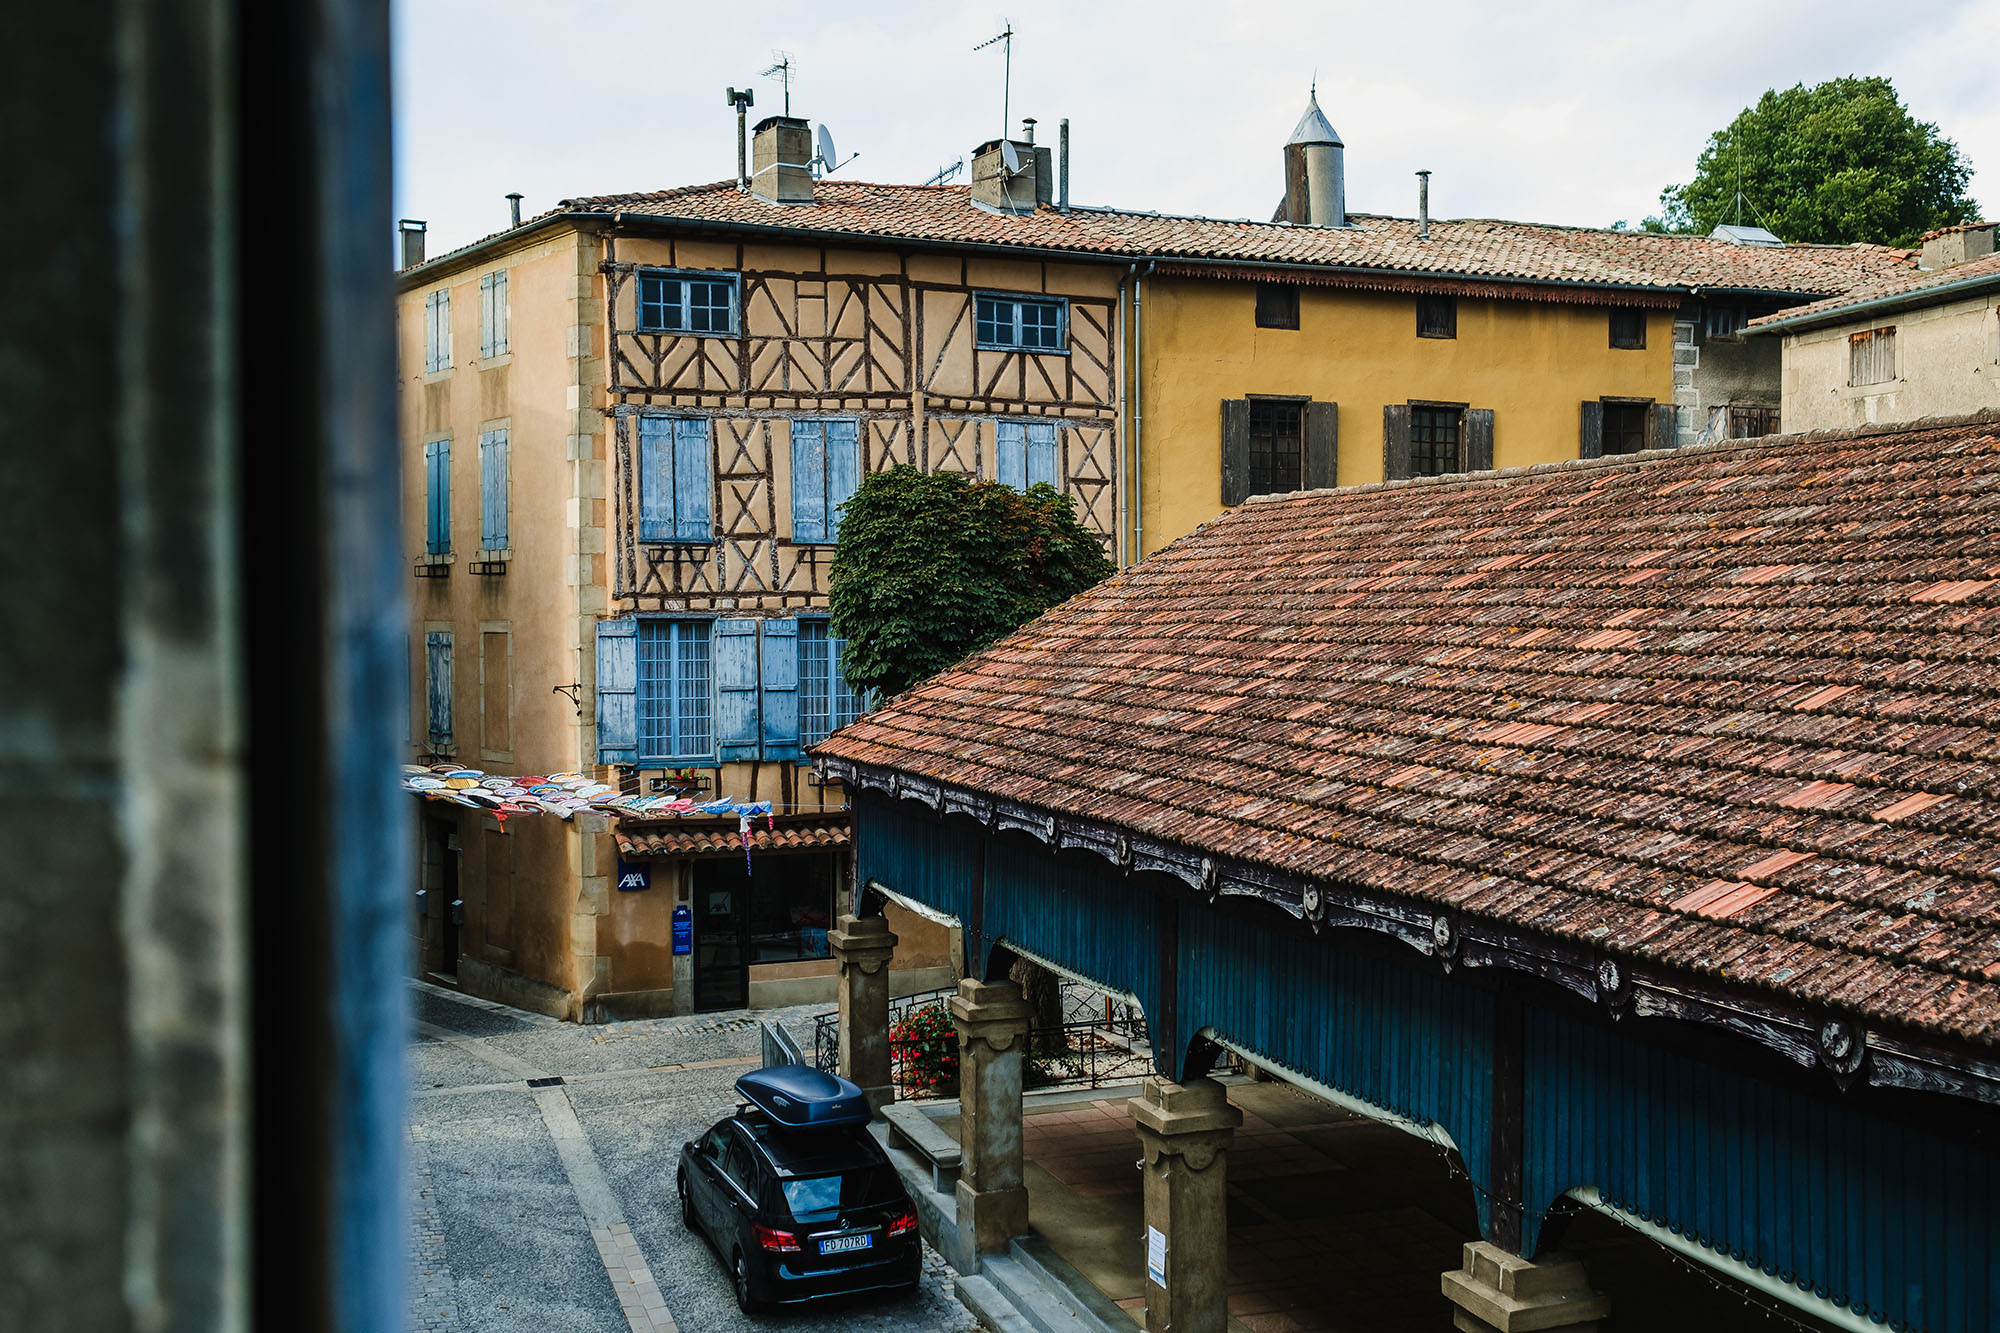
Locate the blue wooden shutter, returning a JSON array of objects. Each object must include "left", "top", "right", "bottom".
[
  {"left": 1025, "top": 421, "right": 1058, "bottom": 489},
  {"left": 713, "top": 619, "right": 760, "bottom": 761},
  {"left": 995, "top": 420, "right": 1026, "bottom": 490},
  {"left": 425, "top": 631, "right": 452, "bottom": 747},
  {"left": 595, "top": 618, "right": 638, "bottom": 765},
  {"left": 492, "top": 270, "right": 508, "bottom": 355},
  {"left": 760, "top": 618, "right": 800, "bottom": 760},
  {"left": 638, "top": 417, "right": 673, "bottom": 542},
  {"left": 791, "top": 421, "right": 827, "bottom": 543},
  {"left": 478, "top": 274, "right": 495, "bottom": 359},
  {"left": 425, "top": 439, "right": 450, "bottom": 554},
  {"left": 479, "top": 429, "right": 508, "bottom": 549},
  {"left": 674, "top": 417, "right": 712, "bottom": 542},
  {"left": 825, "top": 420, "right": 861, "bottom": 538}
]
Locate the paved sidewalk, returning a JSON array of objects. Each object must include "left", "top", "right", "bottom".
[{"left": 406, "top": 980, "right": 979, "bottom": 1333}]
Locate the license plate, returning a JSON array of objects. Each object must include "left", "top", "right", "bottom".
[{"left": 819, "top": 1233, "right": 873, "bottom": 1255}]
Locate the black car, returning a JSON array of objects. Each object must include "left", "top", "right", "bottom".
[{"left": 678, "top": 1066, "right": 922, "bottom": 1311}]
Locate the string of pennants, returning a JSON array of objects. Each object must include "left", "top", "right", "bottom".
[{"left": 402, "top": 763, "right": 775, "bottom": 830}]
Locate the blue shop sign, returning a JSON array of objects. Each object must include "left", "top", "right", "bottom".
[
  {"left": 672, "top": 904, "right": 692, "bottom": 955},
  {"left": 615, "top": 859, "right": 651, "bottom": 893}
]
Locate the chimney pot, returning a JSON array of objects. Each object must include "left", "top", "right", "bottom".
[
  {"left": 1059, "top": 118, "right": 1071, "bottom": 215},
  {"left": 1022, "top": 117, "right": 1036, "bottom": 144},
  {"left": 750, "top": 115, "right": 814, "bottom": 205},
  {"left": 506, "top": 193, "right": 523, "bottom": 228},
  {"left": 1416, "top": 170, "right": 1431, "bottom": 241},
  {"left": 398, "top": 218, "right": 427, "bottom": 268}
]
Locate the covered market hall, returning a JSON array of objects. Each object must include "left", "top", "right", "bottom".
[{"left": 816, "top": 413, "right": 2000, "bottom": 1333}]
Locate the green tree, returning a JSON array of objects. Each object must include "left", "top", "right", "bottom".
[
  {"left": 1653, "top": 77, "right": 1977, "bottom": 246},
  {"left": 827, "top": 466, "right": 1113, "bottom": 699}
]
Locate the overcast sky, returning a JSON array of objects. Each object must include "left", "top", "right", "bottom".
[{"left": 393, "top": 0, "right": 1997, "bottom": 255}]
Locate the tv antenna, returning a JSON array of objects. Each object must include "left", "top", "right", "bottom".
[
  {"left": 813, "top": 123, "right": 860, "bottom": 178},
  {"left": 925, "top": 157, "right": 965, "bottom": 186},
  {"left": 973, "top": 21, "right": 1014, "bottom": 144},
  {"left": 761, "top": 51, "right": 793, "bottom": 116}
]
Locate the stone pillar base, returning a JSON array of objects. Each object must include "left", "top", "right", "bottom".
[
  {"left": 955, "top": 1178, "right": 1030, "bottom": 1254},
  {"left": 1130, "top": 1075, "right": 1241, "bottom": 1333},
  {"left": 1441, "top": 1242, "right": 1609, "bottom": 1333}
]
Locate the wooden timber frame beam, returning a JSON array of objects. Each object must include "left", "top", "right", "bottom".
[{"left": 818, "top": 755, "right": 2000, "bottom": 1111}]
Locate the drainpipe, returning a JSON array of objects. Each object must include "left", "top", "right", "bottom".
[
  {"left": 1116, "top": 263, "right": 1132, "bottom": 567},
  {"left": 1132, "top": 261, "right": 1153, "bottom": 561}
]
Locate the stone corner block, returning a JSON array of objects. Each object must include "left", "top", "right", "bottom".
[
  {"left": 1129, "top": 1075, "right": 1243, "bottom": 1140},
  {"left": 1441, "top": 1242, "right": 1609, "bottom": 1333},
  {"left": 947, "top": 977, "right": 1031, "bottom": 1028},
  {"left": 829, "top": 913, "right": 898, "bottom": 964}
]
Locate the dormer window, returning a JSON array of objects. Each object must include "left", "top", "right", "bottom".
[
  {"left": 975, "top": 292, "right": 1067, "bottom": 352},
  {"left": 636, "top": 270, "right": 739, "bottom": 336}
]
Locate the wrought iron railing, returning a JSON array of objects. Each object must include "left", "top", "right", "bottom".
[{"left": 810, "top": 982, "right": 1160, "bottom": 1100}]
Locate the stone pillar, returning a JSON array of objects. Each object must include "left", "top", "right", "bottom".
[
  {"left": 949, "top": 977, "right": 1032, "bottom": 1254},
  {"left": 829, "top": 914, "right": 898, "bottom": 1111},
  {"left": 1441, "top": 1242, "right": 1609, "bottom": 1333},
  {"left": 1130, "top": 1075, "right": 1242, "bottom": 1333}
]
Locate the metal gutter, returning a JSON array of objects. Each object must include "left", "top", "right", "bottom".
[{"left": 1749, "top": 267, "right": 2000, "bottom": 335}]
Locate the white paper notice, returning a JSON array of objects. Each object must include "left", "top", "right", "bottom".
[{"left": 1146, "top": 1226, "right": 1167, "bottom": 1288}]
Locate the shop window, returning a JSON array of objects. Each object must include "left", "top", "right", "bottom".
[{"left": 745, "top": 853, "right": 838, "bottom": 964}]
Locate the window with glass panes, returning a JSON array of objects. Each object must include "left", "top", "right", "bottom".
[
  {"left": 1602, "top": 401, "right": 1649, "bottom": 455},
  {"left": 636, "top": 620, "right": 712, "bottom": 762},
  {"left": 1410, "top": 406, "right": 1462, "bottom": 476},
  {"left": 800, "top": 620, "right": 865, "bottom": 745},
  {"left": 636, "top": 271, "right": 738, "bottom": 335},
  {"left": 975, "top": 293, "right": 1066, "bottom": 351},
  {"left": 1246, "top": 401, "right": 1304, "bottom": 497}
]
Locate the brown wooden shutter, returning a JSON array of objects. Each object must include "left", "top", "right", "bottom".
[
  {"left": 1465, "top": 409, "right": 1494, "bottom": 471},
  {"left": 1220, "top": 399, "right": 1250, "bottom": 505},
  {"left": 1305, "top": 401, "right": 1338, "bottom": 489},
  {"left": 1647, "top": 403, "right": 1678, "bottom": 452},
  {"left": 1383, "top": 404, "right": 1411, "bottom": 481},
  {"left": 1579, "top": 400, "right": 1604, "bottom": 459}
]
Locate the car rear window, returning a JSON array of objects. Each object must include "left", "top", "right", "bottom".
[{"left": 778, "top": 1167, "right": 898, "bottom": 1221}]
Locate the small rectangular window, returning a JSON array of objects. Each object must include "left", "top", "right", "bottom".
[
  {"left": 479, "top": 271, "right": 509, "bottom": 358},
  {"left": 1601, "top": 401, "right": 1649, "bottom": 455},
  {"left": 1246, "top": 401, "right": 1304, "bottom": 496},
  {"left": 635, "top": 270, "right": 740, "bottom": 336},
  {"left": 425, "top": 631, "right": 453, "bottom": 749},
  {"left": 478, "top": 428, "right": 508, "bottom": 550},
  {"left": 1849, "top": 327, "right": 1896, "bottom": 386},
  {"left": 424, "top": 438, "right": 451, "bottom": 554},
  {"left": 638, "top": 416, "right": 713, "bottom": 543},
  {"left": 995, "top": 419, "right": 1058, "bottom": 491},
  {"left": 1728, "top": 404, "right": 1780, "bottom": 438},
  {"left": 1610, "top": 308, "right": 1647, "bottom": 349},
  {"left": 800, "top": 620, "right": 867, "bottom": 746},
  {"left": 424, "top": 289, "right": 452, "bottom": 372},
  {"left": 974, "top": 292, "right": 1068, "bottom": 351},
  {"left": 1703, "top": 304, "right": 1745, "bottom": 339},
  {"left": 1410, "top": 405, "right": 1462, "bottom": 476},
  {"left": 637, "top": 619, "right": 713, "bottom": 763},
  {"left": 1255, "top": 284, "right": 1299, "bottom": 330},
  {"left": 1417, "top": 296, "right": 1456, "bottom": 340}
]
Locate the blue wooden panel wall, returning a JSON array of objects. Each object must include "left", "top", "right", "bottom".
[
  {"left": 983, "top": 835, "right": 1165, "bottom": 1031},
  {"left": 854, "top": 794, "right": 977, "bottom": 930},
  {"left": 1177, "top": 898, "right": 1497, "bottom": 1235},
  {"left": 1523, "top": 1006, "right": 1999, "bottom": 1332}
]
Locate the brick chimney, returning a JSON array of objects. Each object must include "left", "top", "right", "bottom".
[
  {"left": 1920, "top": 222, "right": 1995, "bottom": 271},
  {"left": 971, "top": 130, "right": 1052, "bottom": 215},
  {"left": 750, "top": 115, "right": 813, "bottom": 205}
]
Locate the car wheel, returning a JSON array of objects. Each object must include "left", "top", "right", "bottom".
[
  {"left": 677, "top": 1173, "right": 696, "bottom": 1231},
  {"left": 733, "top": 1250, "right": 761, "bottom": 1313}
]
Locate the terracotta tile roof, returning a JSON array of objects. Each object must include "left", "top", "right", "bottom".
[
  {"left": 615, "top": 816, "right": 849, "bottom": 858},
  {"left": 551, "top": 181, "right": 1911, "bottom": 297},
  {"left": 817, "top": 412, "right": 2000, "bottom": 1048},
  {"left": 1751, "top": 248, "right": 2000, "bottom": 331}
]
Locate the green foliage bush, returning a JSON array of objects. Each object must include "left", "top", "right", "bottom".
[
  {"left": 1650, "top": 77, "right": 1976, "bottom": 246},
  {"left": 828, "top": 466, "right": 1114, "bottom": 699}
]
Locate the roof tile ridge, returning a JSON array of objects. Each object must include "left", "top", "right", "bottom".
[{"left": 1238, "top": 409, "right": 2000, "bottom": 508}]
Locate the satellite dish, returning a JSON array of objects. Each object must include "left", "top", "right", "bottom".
[
  {"left": 1000, "top": 139, "right": 1022, "bottom": 175},
  {"left": 816, "top": 124, "right": 837, "bottom": 171}
]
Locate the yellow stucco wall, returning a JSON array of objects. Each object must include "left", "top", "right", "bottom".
[
  {"left": 1131, "top": 279, "right": 1675, "bottom": 556},
  {"left": 1778, "top": 295, "right": 2000, "bottom": 432}
]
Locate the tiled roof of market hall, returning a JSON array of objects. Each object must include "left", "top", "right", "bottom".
[{"left": 816, "top": 412, "right": 2000, "bottom": 1051}]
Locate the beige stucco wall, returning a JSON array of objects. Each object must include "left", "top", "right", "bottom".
[{"left": 1778, "top": 293, "right": 2000, "bottom": 432}]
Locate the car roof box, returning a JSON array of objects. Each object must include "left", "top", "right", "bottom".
[{"left": 735, "top": 1066, "right": 871, "bottom": 1132}]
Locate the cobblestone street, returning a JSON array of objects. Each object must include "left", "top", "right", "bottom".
[{"left": 405, "top": 980, "right": 981, "bottom": 1333}]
